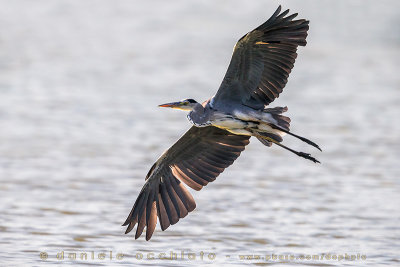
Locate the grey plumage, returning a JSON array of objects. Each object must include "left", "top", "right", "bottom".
[
  {"left": 187, "top": 102, "right": 212, "bottom": 127},
  {"left": 123, "top": 5, "right": 321, "bottom": 240}
]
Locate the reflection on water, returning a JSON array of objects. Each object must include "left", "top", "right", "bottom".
[{"left": 0, "top": 0, "right": 399, "bottom": 266}]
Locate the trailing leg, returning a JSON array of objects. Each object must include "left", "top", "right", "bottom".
[
  {"left": 267, "top": 123, "right": 321, "bottom": 151},
  {"left": 253, "top": 131, "right": 320, "bottom": 163}
]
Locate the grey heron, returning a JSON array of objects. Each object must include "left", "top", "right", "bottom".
[{"left": 123, "top": 6, "right": 321, "bottom": 240}]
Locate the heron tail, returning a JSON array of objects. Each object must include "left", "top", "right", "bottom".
[
  {"left": 255, "top": 106, "right": 289, "bottom": 146},
  {"left": 262, "top": 106, "right": 321, "bottom": 151},
  {"left": 263, "top": 106, "right": 291, "bottom": 131}
]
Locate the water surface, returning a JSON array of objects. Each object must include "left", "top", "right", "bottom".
[{"left": 0, "top": 0, "right": 399, "bottom": 266}]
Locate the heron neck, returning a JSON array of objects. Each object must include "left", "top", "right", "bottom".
[{"left": 188, "top": 103, "right": 210, "bottom": 126}]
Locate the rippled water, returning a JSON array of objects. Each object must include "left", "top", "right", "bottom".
[{"left": 1, "top": 0, "right": 399, "bottom": 266}]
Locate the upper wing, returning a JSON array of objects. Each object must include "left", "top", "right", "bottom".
[
  {"left": 123, "top": 126, "right": 250, "bottom": 240},
  {"left": 212, "top": 6, "right": 309, "bottom": 110}
]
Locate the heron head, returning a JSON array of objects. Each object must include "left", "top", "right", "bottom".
[{"left": 158, "top": 99, "right": 198, "bottom": 111}]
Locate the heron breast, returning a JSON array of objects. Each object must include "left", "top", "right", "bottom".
[
  {"left": 187, "top": 114, "right": 211, "bottom": 127},
  {"left": 211, "top": 114, "right": 253, "bottom": 129}
]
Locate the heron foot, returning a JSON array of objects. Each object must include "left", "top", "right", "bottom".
[{"left": 297, "top": 152, "right": 320, "bottom": 163}]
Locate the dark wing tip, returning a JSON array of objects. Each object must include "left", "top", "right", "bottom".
[
  {"left": 123, "top": 173, "right": 197, "bottom": 240},
  {"left": 275, "top": 5, "right": 282, "bottom": 15}
]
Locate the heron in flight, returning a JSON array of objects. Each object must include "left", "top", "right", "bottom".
[{"left": 123, "top": 6, "right": 321, "bottom": 240}]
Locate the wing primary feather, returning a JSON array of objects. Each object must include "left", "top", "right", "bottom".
[
  {"left": 164, "top": 176, "right": 188, "bottom": 218},
  {"left": 145, "top": 200, "right": 157, "bottom": 240},
  {"left": 122, "top": 186, "right": 148, "bottom": 226},
  {"left": 177, "top": 183, "right": 196, "bottom": 212},
  {"left": 157, "top": 191, "right": 170, "bottom": 231},
  {"left": 163, "top": 176, "right": 182, "bottom": 218},
  {"left": 124, "top": 216, "right": 137, "bottom": 234},
  {"left": 274, "top": 9, "right": 290, "bottom": 21},
  {"left": 160, "top": 181, "right": 179, "bottom": 225},
  {"left": 256, "top": 5, "right": 282, "bottom": 30},
  {"left": 169, "top": 176, "right": 195, "bottom": 212},
  {"left": 134, "top": 188, "right": 151, "bottom": 238},
  {"left": 145, "top": 189, "right": 155, "bottom": 225},
  {"left": 171, "top": 165, "right": 203, "bottom": 191},
  {"left": 276, "top": 12, "right": 297, "bottom": 22},
  {"left": 135, "top": 204, "right": 146, "bottom": 239}
]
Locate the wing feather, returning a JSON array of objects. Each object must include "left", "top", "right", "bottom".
[
  {"left": 145, "top": 200, "right": 157, "bottom": 241},
  {"left": 213, "top": 5, "right": 309, "bottom": 110},
  {"left": 123, "top": 126, "right": 249, "bottom": 240},
  {"left": 135, "top": 204, "right": 146, "bottom": 239}
]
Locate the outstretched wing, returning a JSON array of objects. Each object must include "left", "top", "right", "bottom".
[
  {"left": 123, "top": 126, "right": 250, "bottom": 240},
  {"left": 212, "top": 5, "right": 309, "bottom": 110}
]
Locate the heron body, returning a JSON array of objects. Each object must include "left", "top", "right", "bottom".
[
  {"left": 123, "top": 6, "right": 321, "bottom": 240},
  {"left": 187, "top": 100, "right": 285, "bottom": 138}
]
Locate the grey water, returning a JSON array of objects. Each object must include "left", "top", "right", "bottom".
[{"left": 0, "top": 0, "right": 399, "bottom": 266}]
